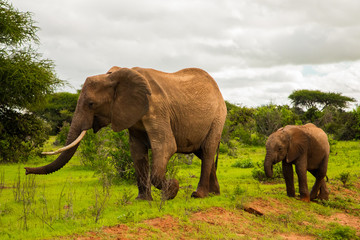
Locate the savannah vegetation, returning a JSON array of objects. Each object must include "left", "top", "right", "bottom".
[{"left": 1, "top": 2, "right": 359, "bottom": 239}]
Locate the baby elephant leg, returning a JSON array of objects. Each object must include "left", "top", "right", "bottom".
[{"left": 318, "top": 179, "right": 329, "bottom": 200}]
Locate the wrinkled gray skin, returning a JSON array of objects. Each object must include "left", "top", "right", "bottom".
[
  {"left": 25, "top": 67, "right": 227, "bottom": 200},
  {"left": 264, "top": 123, "right": 330, "bottom": 202}
]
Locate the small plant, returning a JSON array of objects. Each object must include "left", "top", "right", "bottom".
[
  {"left": 0, "top": 169, "right": 4, "bottom": 197},
  {"left": 337, "top": 171, "right": 351, "bottom": 187},
  {"left": 92, "top": 184, "right": 111, "bottom": 223},
  {"left": 231, "top": 158, "right": 254, "bottom": 168},
  {"left": 20, "top": 175, "right": 37, "bottom": 230},
  {"left": 319, "top": 196, "right": 353, "bottom": 211},
  {"left": 116, "top": 188, "right": 135, "bottom": 206},
  {"left": 251, "top": 161, "right": 282, "bottom": 182},
  {"left": 13, "top": 167, "right": 21, "bottom": 202},
  {"left": 233, "top": 185, "right": 246, "bottom": 196}
]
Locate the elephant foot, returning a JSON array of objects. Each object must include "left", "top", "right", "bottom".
[
  {"left": 300, "top": 195, "right": 310, "bottom": 203},
  {"left": 310, "top": 191, "right": 318, "bottom": 201},
  {"left": 286, "top": 192, "right": 296, "bottom": 198},
  {"left": 318, "top": 188, "right": 329, "bottom": 201},
  {"left": 162, "top": 179, "right": 179, "bottom": 200},
  {"left": 136, "top": 193, "right": 153, "bottom": 201},
  {"left": 209, "top": 182, "right": 220, "bottom": 195},
  {"left": 191, "top": 188, "right": 208, "bottom": 198}
]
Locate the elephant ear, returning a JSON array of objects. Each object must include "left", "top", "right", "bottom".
[
  {"left": 107, "top": 66, "right": 121, "bottom": 74},
  {"left": 108, "top": 68, "right": 151, "bottom": 132},
  {"left": 286, "top": 128, "right": 308, "bottom": 163}
]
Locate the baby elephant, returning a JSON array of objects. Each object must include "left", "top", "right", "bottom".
[{"left": 264, "top": 123, "right": 330, "bottom": 202}]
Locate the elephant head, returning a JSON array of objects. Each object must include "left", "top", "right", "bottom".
[
  {"left": 264, "top": 127, "right": 307, "bottom": 177},
  {"left": 25, "top": 67, "right": 151, "bottom": 175}
]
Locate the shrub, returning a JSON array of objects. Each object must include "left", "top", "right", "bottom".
[
  {"left": 231, "top": 158, "right": 254, "bottom": 168},
  {"left": 337, "top": 172, "right": 351, "bottom": 187},
  {"left": 55, "top": 122, "right": 70, "bottom": 146},
  {"left": 0, "top": 108, "right": 50, "bottom": 163},
  {"left": 251, "top": 161, "right": 282, "bottom": 182},
  {"left": 319, "top": 223, "right": 357, "bottom": 240},
  {"left": 78, "top": 126, "right": 135, "bottom": 183},
  {"left": 255, "top": 104, "right": 298, "bottom": 136}
]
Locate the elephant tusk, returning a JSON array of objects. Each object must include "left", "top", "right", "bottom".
[{"left": 42, "top": 130, "right": 87, "bottom": 155}]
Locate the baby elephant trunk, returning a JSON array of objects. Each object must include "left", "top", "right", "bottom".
[{"left": 264, "top": 154, "right": 274, "bottom": 178}]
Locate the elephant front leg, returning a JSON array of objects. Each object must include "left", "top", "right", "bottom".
[
  {"left": 295, "top": 160, "right": 310, "bottom": 202},
  {"left": 129, "top": 131, "right": 152, "bottom": 201},
  {"left": 282, "top": 160, "right": 295, "bottom": 198}
]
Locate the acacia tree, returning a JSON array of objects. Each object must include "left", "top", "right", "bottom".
[
  {"left": 288, "top": 90, "right": 356, "bottom": 110},
  {"left": 0, "top": 1, "right": 62, "bottom": 162}
]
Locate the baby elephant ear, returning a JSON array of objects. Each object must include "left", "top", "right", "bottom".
[
  {"left": 286, "top": 128, "right": 307, "bottom": 163},
  {"left": 108, "top": 68, "right": 151, "bottom": 132}
]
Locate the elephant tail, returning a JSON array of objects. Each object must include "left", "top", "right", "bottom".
[
  {"left": 215, "top": 143, "right": 220, "bottom": 170},
  {"left": 325, "top": 175, "right": 329, "bottom": 182}
]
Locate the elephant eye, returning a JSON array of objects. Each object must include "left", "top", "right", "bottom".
[
  {"left": 88, "top": 102, "right": 94, "bottom": 108},
  {"left": 278, "top": 147, "right": 282, "bottom": 151}
]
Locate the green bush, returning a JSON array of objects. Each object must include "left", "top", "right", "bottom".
[
  {"left": 319, "top": 223, "right": 358, "bottom": 240},
  {"left": 55, "top": 122, "right": 70, "bottom": 146},
  {"left": 79, "top": 126, "right": 135, "bottom": 183},
  {"left": 337, "top": 172, "right": 351, "bottom": 187},
  {"left": 0, "top": 108, "right": 50, "bottom": 163},
  {"left": 231, "top": 158, "right": 254, "bottom": 168},
  {"left": 254, "top": 104, "right": 298, "bottom": 137},
  {"left": 251, "top": 161, "right": 282, "bottom": 182}
]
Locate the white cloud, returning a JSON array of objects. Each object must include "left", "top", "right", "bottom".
[{"left": 10, "top": 0, "right": 360, "bottom": 107}]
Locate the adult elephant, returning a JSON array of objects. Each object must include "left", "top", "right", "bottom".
[
  {"left": 264, "top": 123, "right": 330, "bottom": 202},
  {"left": 25, "top": 67, "right": 227, "bottom": 200}
]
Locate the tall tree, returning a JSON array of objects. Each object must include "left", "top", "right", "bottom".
[
  {"left": 288, "top": 90, "right": 356, "bottom": 110},
  {"left": 0, "top": 1, "right": 62, "bottom": 162}
]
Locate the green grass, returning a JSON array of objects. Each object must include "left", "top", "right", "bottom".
[{"left": 0, "top": 141, "right": 359, "bottom": 239}]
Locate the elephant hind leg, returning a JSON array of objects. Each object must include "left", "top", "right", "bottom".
[
  {"left": 317, "top": 180, "right": 329, "bottom": 200},
  {"left": 149, "top": 132, "right": 179, "bottom": 200},
  {"left": 194, "top": 149, "right": 220, "bottom": 197},
  {"left": 209, "top": 161, "right": 220, "bottom": 195},
  {"left": 309, "top": 169, "right": 328, "bottom": 200},
  {"left": 192, "top": 127, "right": 221, "bottom": 198}
]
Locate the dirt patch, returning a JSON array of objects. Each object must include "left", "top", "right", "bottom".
[
  {"left": 318, "top": 212, "right": 360, "bottom": 232},
  {"left": 242, "top": 198, "right": 290, "bottom": 216},
  {"left": 279, "top": 233, "right": 314, "bottom": 240}
]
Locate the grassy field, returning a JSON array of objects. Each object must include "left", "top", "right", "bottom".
[{"left": 0, "top": 140, "right": 359, "bottom": 239}]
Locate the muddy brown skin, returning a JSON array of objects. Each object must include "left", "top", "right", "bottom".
[
  {"left": 264, "top": 123, "right": 330, "bottom": 202},
  {"left": 25, "top": 67, "right": 227, "bottom": 201}
]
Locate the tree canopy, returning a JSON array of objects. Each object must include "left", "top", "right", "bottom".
[
  {"left": 288, "top": 90, "right": 356, "bottom": 110},
  {"left": 31, "top": 92, "right": 79, "bottom": 134},
  {"left": 0, "top": 1, "right": 62, "bottom": 162},
  {"left": 0, "top": 1, "right": 62, "bottom": 110}
]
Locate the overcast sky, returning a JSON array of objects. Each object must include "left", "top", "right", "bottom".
[{"left": 11, "top": 0, "right": 360, "bottom": 108}]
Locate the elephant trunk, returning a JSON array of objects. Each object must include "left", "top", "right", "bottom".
[
  {"left": 264, "top": 153, "right": 274, "bottom": 178},
  {"left": 25, "top": 124, "right": 86, "bottom": 175}
]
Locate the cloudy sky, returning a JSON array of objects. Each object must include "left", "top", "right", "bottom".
[{"left": 11, "top": 0, "right": 360, "bottom": 107}]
